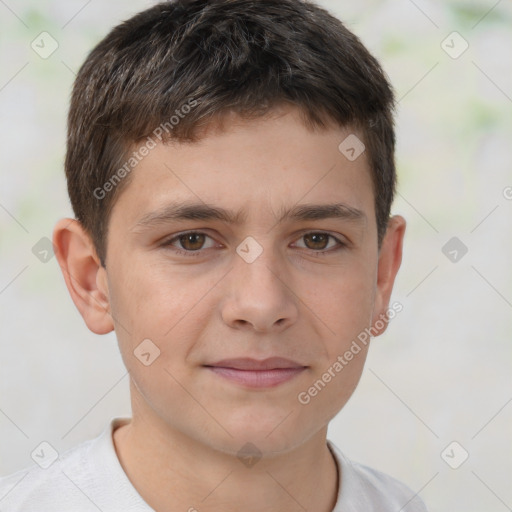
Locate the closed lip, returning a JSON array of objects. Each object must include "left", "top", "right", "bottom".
[{"left": 204, "top": 357, "right": 307, "bottom": 371}]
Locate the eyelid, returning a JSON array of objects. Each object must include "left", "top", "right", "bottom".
[
  {"left": 290, "top": 231, "right": 347, "bottom": 254},
  {"left": 161, "top": 229, "right": 347, "bottom": 256},
  {"left": 162, "top": 230, "right": 220, "bottom": 253}
]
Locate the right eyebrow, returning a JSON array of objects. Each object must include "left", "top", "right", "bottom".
[{"left": 131, "top": 201, "right": 247, "bottom": 231}]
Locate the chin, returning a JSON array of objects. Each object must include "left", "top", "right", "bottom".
[{"left": 203, "top": 408, "right": 319, "bottom": 458}]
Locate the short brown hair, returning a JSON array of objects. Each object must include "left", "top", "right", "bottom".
[{"left": 65, "top": 0, "right": 396, "bottom": 266}]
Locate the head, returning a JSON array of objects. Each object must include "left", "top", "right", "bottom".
[{"left": 54, "top": 0, "right": 405, "bottom": 457}]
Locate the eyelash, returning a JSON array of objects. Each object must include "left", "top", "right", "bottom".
[{"left": 161, "top": 231, "right": 346, "bottom": 257}]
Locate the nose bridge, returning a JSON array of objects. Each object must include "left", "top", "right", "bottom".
[
  {"left": 234, "top": 235, "right": 285, "bottom": 290},
  {"left": 222, "top": 236, "right": 298, "bottom": 331}
]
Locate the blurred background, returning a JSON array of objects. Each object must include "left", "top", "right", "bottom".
[{"left": 1, "top": 1, "right": 511, "bottom": 510}]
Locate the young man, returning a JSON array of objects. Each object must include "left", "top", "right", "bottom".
[{"left": 0, "top": 0, "right": 427, "bottom": 510}]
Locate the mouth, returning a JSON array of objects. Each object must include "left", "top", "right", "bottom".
[{"left": 203, "top": 357, "right": 308, "bottom": 388}]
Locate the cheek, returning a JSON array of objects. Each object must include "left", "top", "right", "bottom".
[
  {"left": 296, "top": 344, "right": 369, "bottom": 433},
  {"left": 299, "top": 263, "right": 376, "bottom": 421},
  {"left": 301, "top": 261, "right": 377, "bottom": 344},
  {"left": 108, "top": 258, "right": 200, "bottom": 326},
  {"left": 107, "top": 258, "right": 221, "bottom": 370},
  {"left": 295, "top": 273, "right": 374, "bottom": 424}
]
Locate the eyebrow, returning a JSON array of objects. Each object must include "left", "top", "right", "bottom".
[{"left": 132, "top": 200, "right": 366, "bottom": 231}]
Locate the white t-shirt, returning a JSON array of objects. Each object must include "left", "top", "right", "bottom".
[{"left": 0, "top": 418, "right": 427, "bottom": 511}]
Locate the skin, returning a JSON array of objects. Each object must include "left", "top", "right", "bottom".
[{"left": 53, "top": 104, "right": 405, "bottom": 512}]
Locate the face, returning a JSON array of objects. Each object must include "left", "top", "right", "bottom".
[{"left": 95, "top": 106, "right": 399, "bottom": 455}]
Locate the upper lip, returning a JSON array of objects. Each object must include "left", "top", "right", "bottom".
[{"left": 205, "top": 357, "right": 307, "bottom": 370}]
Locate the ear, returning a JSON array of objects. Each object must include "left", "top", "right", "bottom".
[
  {"left": 53, "top": 218, "right": 114, "bottom": 335},
  {"left": 370, "top": 215, "right": 406, "bottom": 336}
]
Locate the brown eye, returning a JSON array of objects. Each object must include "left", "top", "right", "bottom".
[
  {"left": 178, "top": 232, "right": 206, "bottom": 251},
  {"left": 302, "top": 233, "right": 331, "bottom": 250},
  {"left": 163, "top": 231, "right": 218, "bottom": 256},
  {"left": 293, "top": 232, "right": 345, "bottom": 255}
]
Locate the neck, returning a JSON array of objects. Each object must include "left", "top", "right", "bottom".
[{"left": 113, "top": 389, "right": 339, "bottom": 512}]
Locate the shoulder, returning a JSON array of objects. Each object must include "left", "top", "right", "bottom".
[
  {"left": 0, "top": 418, "right": 148, "bottom": 512},
  {"left": 328, "top": 440, "right": 428, "bottom": 512},
  {"left": 0, "top": 437, "right": 97, "bottom": 512}
]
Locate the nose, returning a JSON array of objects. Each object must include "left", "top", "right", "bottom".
[{"left": 220, "top": 246, "right": 299, "bottom": 333}]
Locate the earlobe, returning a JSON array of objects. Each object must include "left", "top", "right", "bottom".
[
  {"left": 370, "top": 215, "right": 406, "bottom": 337},
  {"left": 53, "top": 218, "right": 114, "bottom": 335}
]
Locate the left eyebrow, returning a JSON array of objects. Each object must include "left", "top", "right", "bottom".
[
  {"left": 131, "top": 200, "right": 367, "bottom": 232},
  {"left": 279, "top": 202, "right": 366, "bottom": 223}
]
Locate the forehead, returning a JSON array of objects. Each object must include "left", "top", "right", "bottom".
[{"left": 110, "top": 106, "right": 375, "bottom": 226}]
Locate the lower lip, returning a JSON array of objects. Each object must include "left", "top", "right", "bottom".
[{"left": 206, "top": 366, "right": 306, "bottom": 388}]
